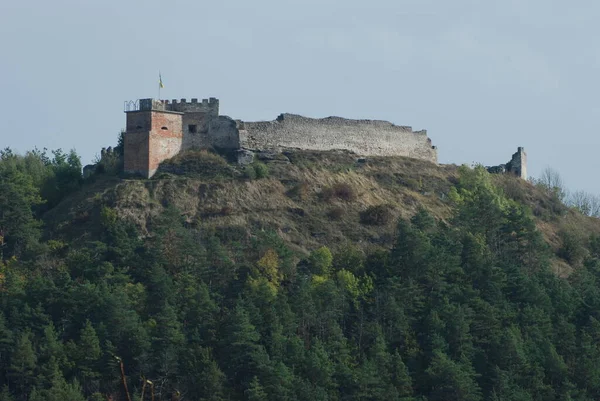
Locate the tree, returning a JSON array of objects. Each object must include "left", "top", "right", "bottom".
[
  {"left": 8, "top": 332, "right": 37, "bottom": 395},
  {"left": 0, "top": 158, "right": 43, "bottom": 259},
  {"left": 220, "top": 305, "right": 269, "bottom": 391},
  {"left": 29, "top": 375, "right": 85, "bottom": 401},
  {"left": 426, "top": 351, "right": 482, "bottom": 401},
  {"left": 535, "top": 167, "right": 567, "bottom": 202},
  {"left": 308, "top": 247, "right": 333, "bottom": 275},
  {"left": 245, "top": 376, "right": 268, "bottom": 401},
  {"left": 0, "top": 386, "right": 14, "bottom": 401},
  {"left": 76, "top": 320, "right": 101, "bottom": 390},
  {"left": 568, "top": 190, "right": 600, "bottom": 217}
]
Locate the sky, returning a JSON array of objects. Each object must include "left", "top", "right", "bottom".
[{"left": 1, "top": 0, "right": 599, "bottom": 193}]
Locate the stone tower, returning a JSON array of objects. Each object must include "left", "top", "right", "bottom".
[
  {"left": 124, "top": 99, "right": 184, "bottom": 178},
  {"left": 507, "top": 147, "right": 527, "bottom": 180}
]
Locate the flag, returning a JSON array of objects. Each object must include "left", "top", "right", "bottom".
[{"left": 159, "top": 72, "right": 164, "bottom": 89}]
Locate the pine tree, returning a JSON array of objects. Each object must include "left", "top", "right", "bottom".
[
  {"left": 246, "top": 376, "right": 268, "bottom": 401},
  {"left": 8, "top": 332, "right": 37, "bottom": 395},
  {"left": 76, "top": 320, "right": 101, "bottom": 392}
]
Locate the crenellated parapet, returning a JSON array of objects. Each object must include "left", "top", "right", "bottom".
[{"left": 164, "top": 97, "right": 219, "bottom": 115}]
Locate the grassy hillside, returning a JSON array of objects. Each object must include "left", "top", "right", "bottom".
[{"left": 45, "top": 149, "right": 599, "bottom": 275}]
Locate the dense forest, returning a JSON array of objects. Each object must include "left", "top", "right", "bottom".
[{"left": 2, "top": 146, "right": 600, "bottom": 401}]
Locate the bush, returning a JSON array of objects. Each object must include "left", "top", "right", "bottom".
[
  {"left": 320, "top": 182, "right": 356, "bottom": 202},
  {"left": 327, "top": 206, "right": 345, "bottom": 220},
  {"left": 286, "top": 182, "right": 310, "bottom": 201},
  {"left": 245, "top": 162, "right": 269, "bottom": 180},
  {"left": 254, "top": 162, "right": 269, "bottom": 179},
  {"left": 320, "top": 187, "right": 335, "bottom": 202},
  {"left": 360, "top": 204, "right": 394, "bottom": 226},
  {"left": 332, "top": 183, "right": 356, "bottom": 201},
  {"left": 244, "top": 165, "right": 257, "bottom": 180}
]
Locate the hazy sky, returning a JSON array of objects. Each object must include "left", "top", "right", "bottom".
[{"left": 2, "top": 0, "right": 599, "bottom": 193}]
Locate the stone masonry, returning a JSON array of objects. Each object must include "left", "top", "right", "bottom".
[
  {"left": 123, "top": 97, "right": 440, "bottom": 178},
  {"left": 486, "top": 147, "right": 527, "bottom": 180},
  {"left": 240, "top": 114, "right": 437, "bottom": 163}
]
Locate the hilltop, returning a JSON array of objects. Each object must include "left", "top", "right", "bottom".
[{"left": 49, "top": 149, "right": 595, "bottom": 275}]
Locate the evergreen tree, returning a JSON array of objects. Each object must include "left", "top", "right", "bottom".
[{"left": 8, "top": 332, "right": 36, "bottom": 395}]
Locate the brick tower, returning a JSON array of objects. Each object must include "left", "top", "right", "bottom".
[{"left": 124, "top": 99, "right": 184, "bottom": 178}]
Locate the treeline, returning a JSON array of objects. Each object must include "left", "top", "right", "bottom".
[
  {"left": 3, "top": 151, "right": 600, "bottom": 400},
  {"left": 533, "top": 166, "right": 600, "bottom": 217},
  {"left": 0, "top": 148, "right": 82, "bottom": 260}
]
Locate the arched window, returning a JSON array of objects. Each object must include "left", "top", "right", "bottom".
[{"left": 161, "top": 126, "right": 168, "bottom": 130}]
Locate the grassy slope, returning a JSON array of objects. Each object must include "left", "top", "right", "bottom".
[{"left": 43, "top": 150, "right": 600, "bottom": 274}]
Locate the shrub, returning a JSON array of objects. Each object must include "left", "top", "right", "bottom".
[
  {"left": 360, "top": 204, "right": 394, "bottom": 226},
  {"left": 220, "top": 206, "right": 233, "bottom": 216},
  {"left": 244, "top": 162, "right": 269, "bottom": 180},
  {"left": 286, "top": 182, "right": 310, "bottom": 201},
  {"left": 100, "top": 206, "right": 118, "bottom": 228},
  {"left": 244, "top": 165, "right": 257, "bottom": 180},
  {"left": 254, "top": 162, "right": 269, "bottom": 179},
  {"left": 333, "top": 183, "right": 356, "bottom": 201},
  {"left": 320, "top": 187, "right": 335, "bottom": 202},
  {"left": 401, "top": 177, "right": 421, "bottom": 192},
  {"left": 327, "top": 206, "right": 345, "bottom": 220},
  {"left": 320, "top": 182, "right": 356, "bottom": 202}
]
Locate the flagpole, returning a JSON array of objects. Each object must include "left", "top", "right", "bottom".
[{"left": 158, "top": 70, "right": 161, "bottom": 100}]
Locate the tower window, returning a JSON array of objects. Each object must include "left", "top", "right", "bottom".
[
  {"left": 161, "top": 126, "right": 168, "bottom": 130},
  {"left": 188, "top": 124, "right": 197, "bottom": 133}
]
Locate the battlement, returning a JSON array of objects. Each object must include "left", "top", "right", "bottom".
[
  {"left": 163, "top": 97, "right": 218, "bottom": 106},
  {"left": 126, "top": 98, "right": 220, "bottom": 116},
  {"left": 163, "top": 97, "right": 219, "bottom": 115}
]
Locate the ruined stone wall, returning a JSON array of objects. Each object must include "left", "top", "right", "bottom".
[
  {"left": 486, "top": 147, "right": 527, "bottom": 179},
  {"left": 239, "top": 114, "right": 437, "bottom": 162},
  {"left": 507, "top": 147, "right": 527, "bottom": 179}
]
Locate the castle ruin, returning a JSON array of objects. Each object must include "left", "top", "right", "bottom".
[
  {"left": 486, "top": 147, "right": 527, "bottom": 180},
  {"left": 123, "top": 97, "right": 438, "bottom": 178}
]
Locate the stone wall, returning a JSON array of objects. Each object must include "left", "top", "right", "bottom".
[
  {"left": 147, "top": 111, "right": 184, "bottom": 178},
  {"left": 239, "top": 114, "right": 437, "bottom": 163},
  {"left": 178, "top": 115, "right": 241, "bottom": 151},
  {"left": 165, "top": 99, "right": 220, "bottom": 150},
  {"left": 507, "top": 147, "right": 527, "bottom": 179},
  {"left": 486, "top": 147, "right": 527, "bottom": 179},
  {"left": 124, "top": 110, "right": 183, "bottom": 178}
]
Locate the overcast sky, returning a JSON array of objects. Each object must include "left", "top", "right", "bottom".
[{"left": 1, "top": 0, "right": 599, "bottom": 193}]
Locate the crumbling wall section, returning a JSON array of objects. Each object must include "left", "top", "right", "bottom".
[
  {"left": 486, "top": 147, "right": 527, "bottom": 179},
  {"left": 239, "top": 114, "right": 437, "bottom": 163}
]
